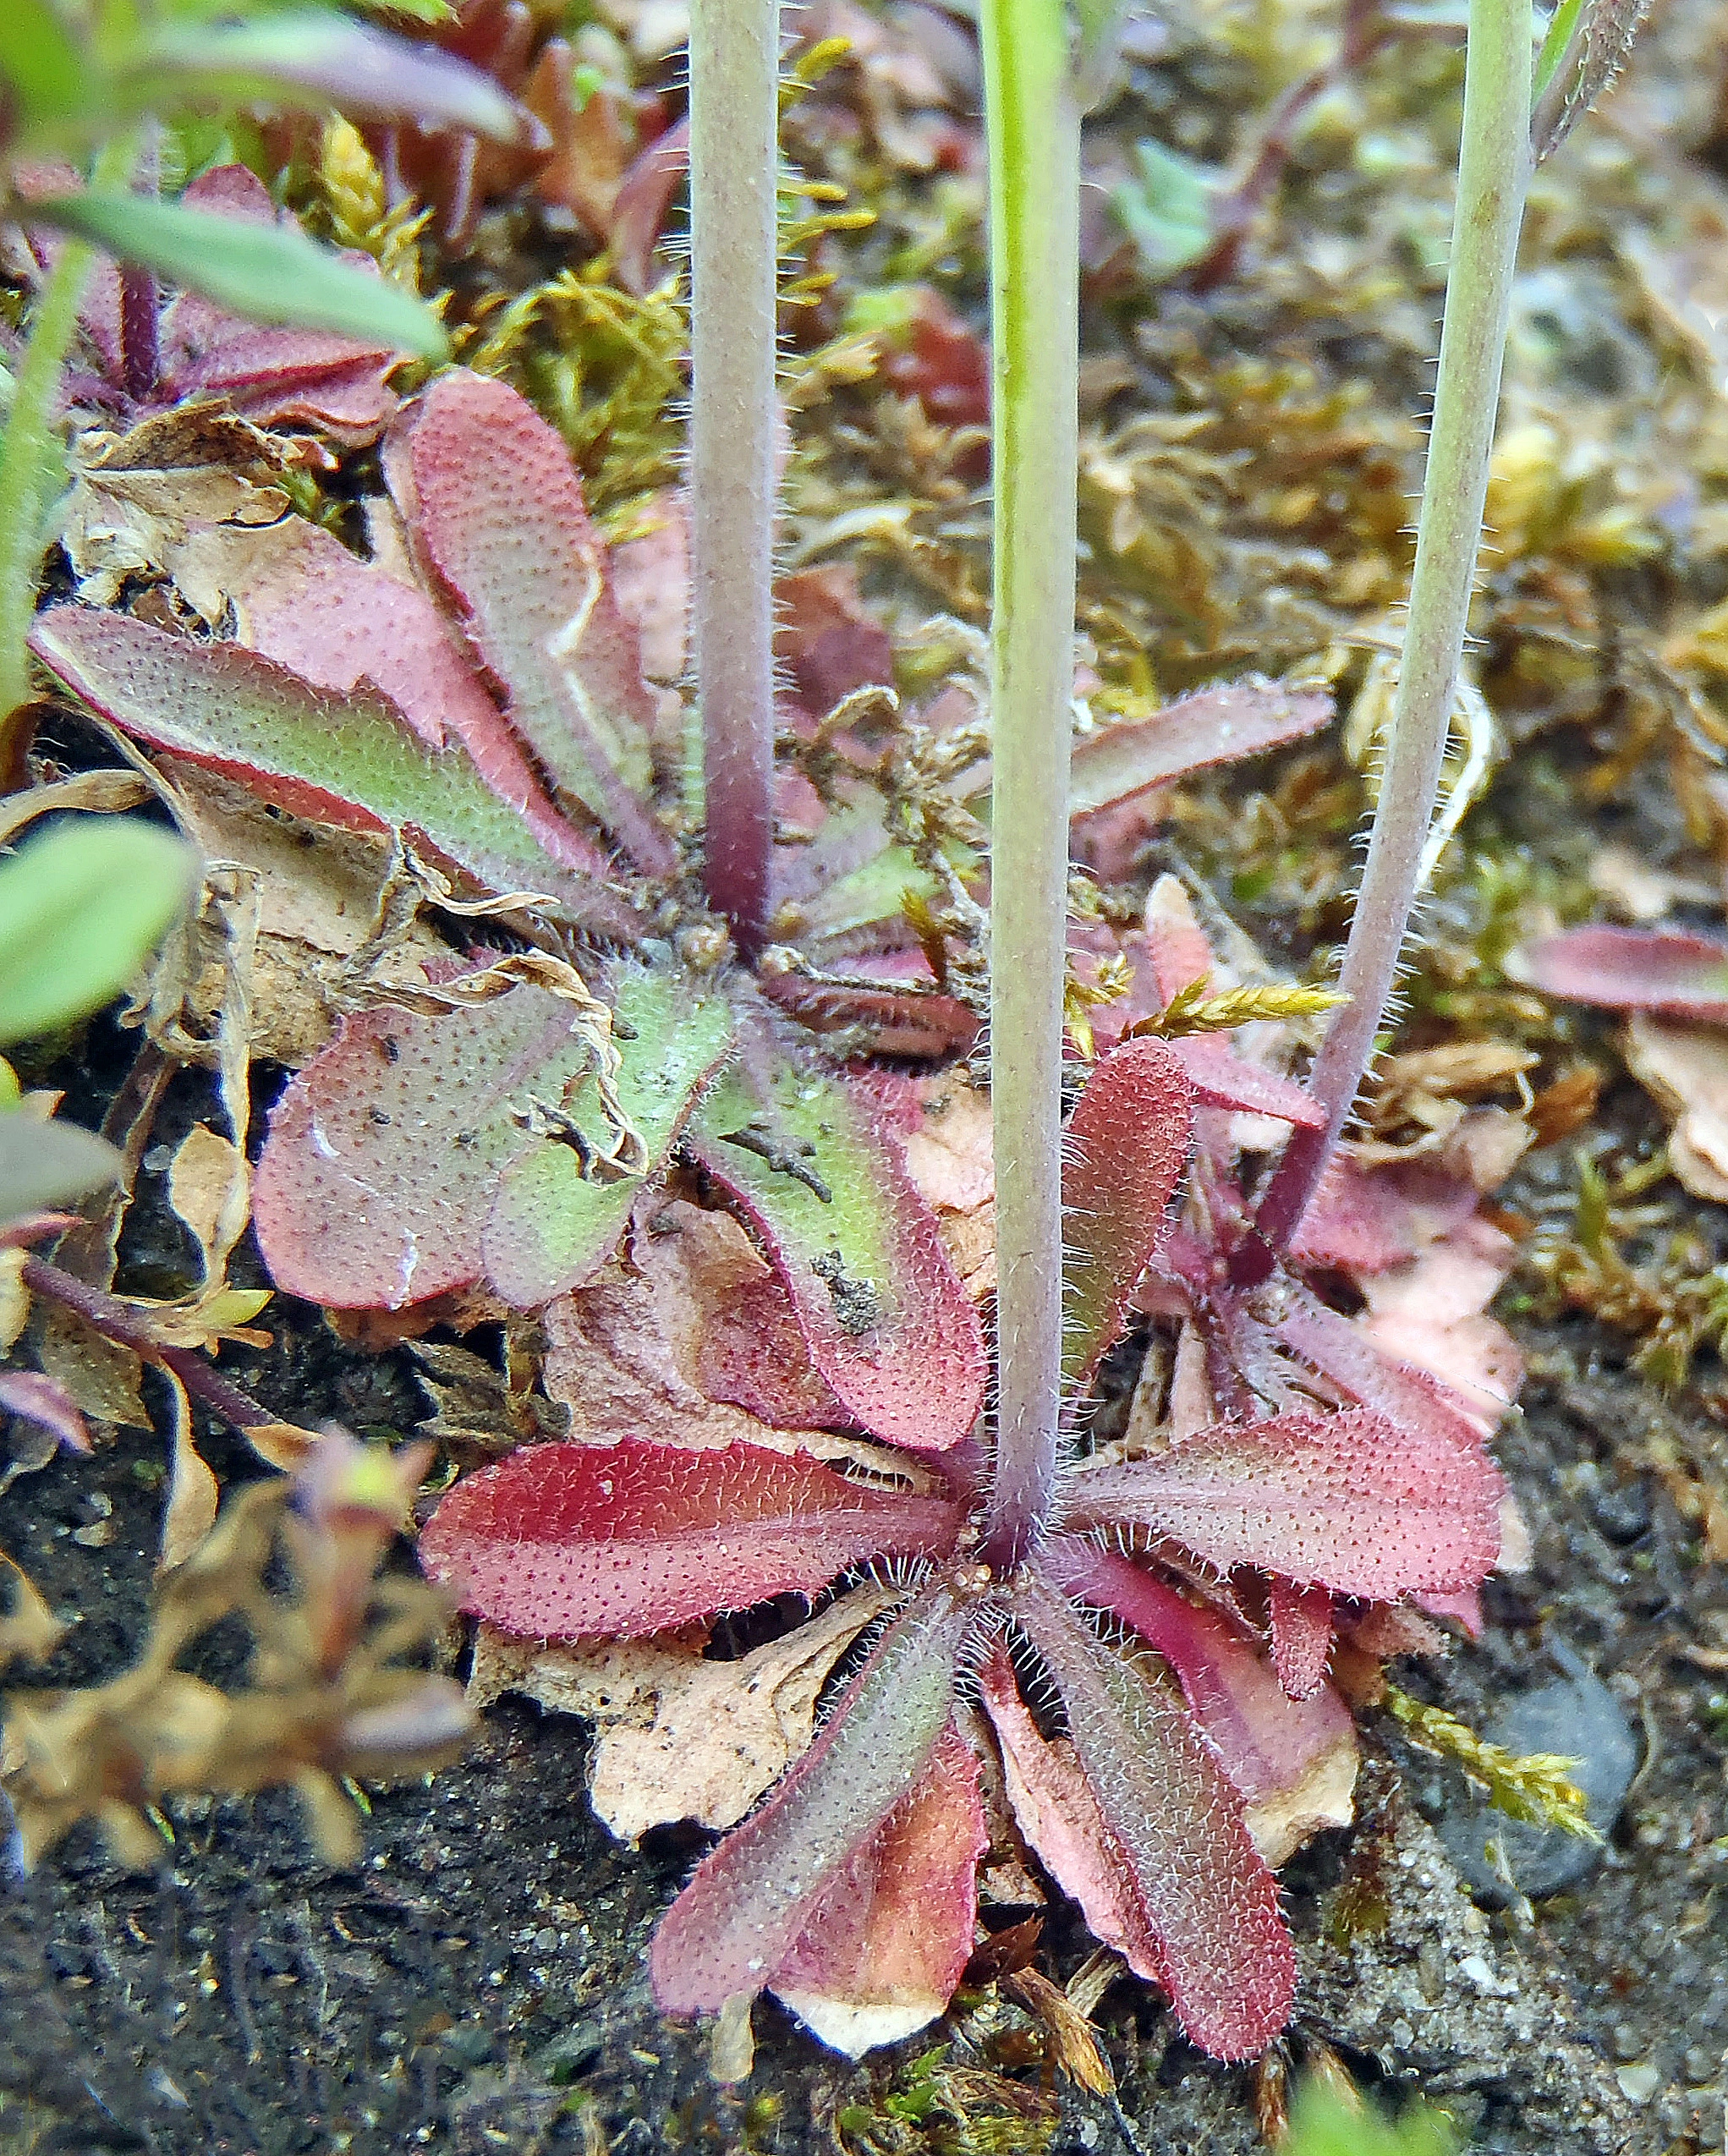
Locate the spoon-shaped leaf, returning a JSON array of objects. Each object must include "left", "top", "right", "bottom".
[
  {"left": 384, "top": 371, "right": 673, "bottom": 875},
  {"left": 483, "top": 965, "right": 737, "bottom": 1307},
  {"left": 420, "top": 1440, "right": 965, "bottom": 1638},
  {"left": 1061, "top": 1037, "right": 1195, "bottom": 1386},
  {"left": 685, "top": 1056, "right": 987, "bottom": 1450},
  {"left": 30, "top": 609, "right": 636, "bottom": 936},
  {"left": 1062, "top": 1406, "right": 1502, "bottom": 1599},
  {"left": 252, "top": 988, "right": 602, "bottom": 1311},
  {"left": 1515, "top": 924, "right": 1728, "bottom": 1023},
  {"left": 769, "top": 1726, "right": 986, "bottom": 2057},
  {"left": 650, "top": 1579, "right": 974, "bottom": 2014},
  {"left": 1008, "top": 1568, "right": 1294, "bottom": 2060}
]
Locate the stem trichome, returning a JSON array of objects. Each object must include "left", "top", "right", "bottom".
[
  {"left": 978, "top": 0, "right": 1082, "bottom": 1570},
  {"left": 688, "top": 0, "right": 780, "bottom": 957},
  {"left": 1246, "top": 0, "right": 1534, "bottom": 1270}
]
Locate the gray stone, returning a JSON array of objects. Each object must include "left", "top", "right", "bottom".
[{"left": 1437, "top": 1644, "right": 1639, "bottom": 1902}]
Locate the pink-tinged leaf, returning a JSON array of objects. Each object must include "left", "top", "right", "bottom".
[
  {"left": 0, "top": 1371, "right": 91, "bottom": 1455},
  {"left": 1514, "top": 924, "right": 1728, "bottom": 1021},
  {"left": 1415, "top": 1584, "right": 1484, "bottom": 1635},
  {"left": 774, "top": 566, "right": 894, "bottom": 721},
  {"left": 1040, "top": 1542, "right": 1354, "bottom": 1864},
  {"left": 1270, "top": 1281, "right": 1488, "bottom": 1447},
  {"left": 684, "top": 1057, "right": 986, "bottom": 1451},
  {"left": 974, "top": 1646, "right": 1160, "bottom": 1980},
  {"left": 29, "top": 610, "right": 637, "bottom": 937},
  {"left": 540, "top": 1199, "right": 869, "bottom": 1456},
  {"left": 875, "top": 288, "right": 990, "bottom": 432},
  {"left": 1008, "top": 1571, "right": 1295, "bottom": 2060},
  {"left": 153, "top": 167, "right": 409, "bottom": 444},
  {"left": 650, "top": 1582, "right": 973, "bottom": 2013},
  {"left": 1357, "top": 1217, "right": 1523, "bottom": 1439},
  {"left": 699, "top": 1273, "right": 853, "bottom": 1431},
  {"left": 608, "top": 487, "right": 688, "bottom": 686},
  {"left": 175, "top": 509, "right": 613, "bottom": 887},
  {"left": 481, "top": 965, "right": 736, "bottom": 1308},
  {"left": 1287, "top": 1155, "right": 1422, "bottom": 1276},
  {"left": 1142, "top": 875, "right": 1215, "bottom": 1005},
  {"left": 253, "top": 989, "right": 599, "bottom": 1310},
  {"left": 385, "top": 371, "right": 674, "bottom": 876},
  {"left": 1340, "top": 1601, "right": 1449, "bottom": 1660},
  {"left": 1062, "top": 1039, "right": 1196, "bottom": 1386},
  {"left": 759, "top": 970, "right": 982, "bottom": 1061},
  {"left": 420, "top": 1441, "right": 964, "bottom": 1638},
  {"left": 771, "top": 1726, "right": 986, "bottom": 2056},
  {"left": 1067, "top": 680, "right": 1332, "bottom": 821},
  {"left": 1267, "top": 1579, "right": 1333, "bottom": 1700},
  {"left": 1064, "top": 1406, "right": 1502, "bottom": 1600},
  {"left": 1165, "top": 1034, "right": 1326, "bottom": 1127},
  {"left": 611, "top": 116, "right": 688, "bottom": 295}
]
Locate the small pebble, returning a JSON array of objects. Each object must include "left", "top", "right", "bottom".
[
  {"left": 1616, "top": 2063, "right": 1661, "bottom": 2104},
  {"left": 1588, "top": 1478, "right": 1653, "bottom": 1544},
  {"left": 1436, "top": 1646, "right": 1638, "bottom": 1902}
]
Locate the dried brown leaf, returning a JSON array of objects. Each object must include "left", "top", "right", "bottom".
[
  {"left": 468, "top": 1587, "right": 897, "bottom": 1839},
  {"left": 157, "top": 1374, "right": 220, "bottom": 1574},
  {"left": 1625, "top": 1015, "right": 1728, "bottom": 1203},
  {"left": 0, "top": 1550, "right": 65, "bottom": 1667}
]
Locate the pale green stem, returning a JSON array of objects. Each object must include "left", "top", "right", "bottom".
[
  {"left": 1248, "top": 0, "right": 1533, "bottom": 1269},
  {"left": 980, "top": 0, "right": 1080, "bottom": 1568},
  {"left": 689, "top": 0, "right": 778, "bottom": 956},
  {"left": 0, "top": 138, "right": 135, "bottom": 769}
]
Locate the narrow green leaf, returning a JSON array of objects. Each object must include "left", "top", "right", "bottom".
[
  {"left": 124, "top": 15, "right": 526, "bottom": 143},
  {"left": 25, "top": 191, "right": 450, "bottom": 362},
  {"left": 0, "top": 1112, "right": 121, "bottom": 1217},
  {"left": 0, "top": 818, "right": 197, "bottom": 1045},
  {"left": 1532, "top": 0, "right": 1587, "bottom": 96}
]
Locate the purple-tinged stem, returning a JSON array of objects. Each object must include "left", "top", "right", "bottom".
[
  {"left": 979, "top": 0, "right": 1081, "bottom": 1573},
  {"left": 22, "top": 1256, "right": 275, "bottom": 1435},
  {"left": 689, "top": 0, "right": 778, "bottom": 958},
  {"left": 118, "top": 266, "right": 159, "bottom": 403},
  {"left": 1243, "top": 0, "right": 1533, "bottom": 1277},
  {"left": 118, "top": 128, "right": 162, "bottom": 404}
]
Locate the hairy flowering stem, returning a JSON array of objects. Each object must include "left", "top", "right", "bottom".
[
  {"left": 689, "top": 0, "right": 779, "bottom": 957},
  {"left": 1244, "top": 0, "right": 1533, "bottom": 1273},
  {"left": 979, "top": 0, "right": 1081, "bottom": 1570}
]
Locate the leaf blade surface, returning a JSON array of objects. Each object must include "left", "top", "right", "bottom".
[
  {"left": 685, "top": 1058, "right": 986, "bottom": 1450},
  {"left": 420, "top": 1440, "right": 964, "bottom": 1638}
]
